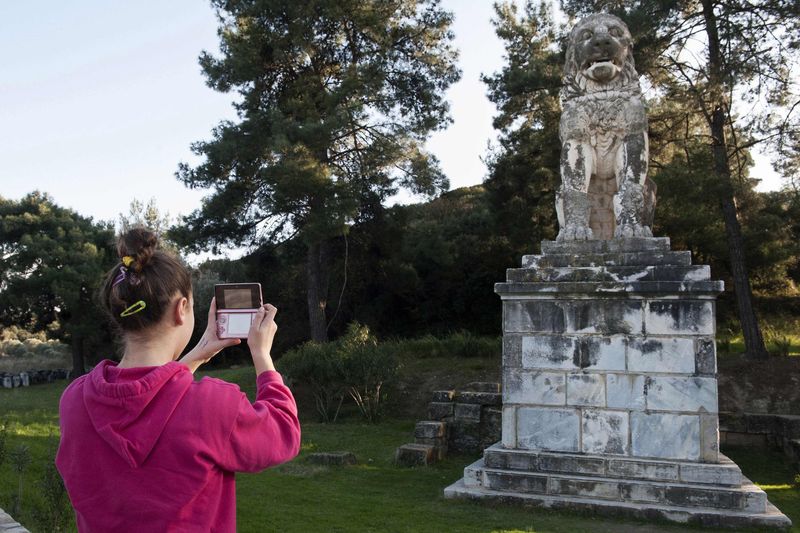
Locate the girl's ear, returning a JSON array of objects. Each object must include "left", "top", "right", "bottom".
[{"left": 174, "top": 296, "right": 190, "bottom": 326}]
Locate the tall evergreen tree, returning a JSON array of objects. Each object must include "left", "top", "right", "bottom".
[
  {"left": 0, "top": 193, "right": 115, "bottom": 377},
  {"left": 174, "top": 0, "right": 460, "bottom": 341},
  {"left": 482, "top": 1, "right": 563, "bottom": 254}
]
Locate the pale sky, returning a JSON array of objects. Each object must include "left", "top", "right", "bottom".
[{"left": 0, "top": 0, "right": 784, "bottom": 233}]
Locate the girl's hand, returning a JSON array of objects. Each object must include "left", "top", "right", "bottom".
[
  {"left": 180, "top": 297, "right": 241, "bottom": 373},
  {"left": 248, "top": 304, "right": 278, "bottom": 374}
]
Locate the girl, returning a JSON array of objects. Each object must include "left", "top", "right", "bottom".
[{"left": 56, "top": 227, "right": 301, "bottom": 532}]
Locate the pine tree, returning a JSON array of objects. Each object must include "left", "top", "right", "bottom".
[{"left": 175, "top": 0, "right": 460, "bottom": 341}]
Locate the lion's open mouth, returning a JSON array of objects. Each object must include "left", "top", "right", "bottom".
[{"left": 584, "top": 58, "right": 619, "bottom": 70}]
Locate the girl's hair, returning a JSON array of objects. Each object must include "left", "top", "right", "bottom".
[{"left": 99, "top": 227, "right": 192, "bottom": 332}]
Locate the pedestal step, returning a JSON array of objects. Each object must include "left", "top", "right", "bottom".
[
  {"left": 482, "top": 444, "right": 743, "bottom": 486},
  {"left": 522, "top": 250, "right": 692, "bottom": 268},
  {"left": 445, "top": 477, "right": 792, "bottom": 530},
  {"left": 464, "top": 459, "right": 766, "bottom": 513}
]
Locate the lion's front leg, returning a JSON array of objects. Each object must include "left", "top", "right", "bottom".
[
  {"left": 557, "top": 140, "right": 594, "bottom": 242},
  {"left": 613, "top": 132, "right": 652, "bottom": 238}
]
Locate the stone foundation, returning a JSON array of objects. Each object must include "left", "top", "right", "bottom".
[{"left": 444, "top": 238, "right": 792, "bottom": 529}]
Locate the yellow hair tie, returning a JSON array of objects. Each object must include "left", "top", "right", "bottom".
[
  {"left": 120, "top": 300, "right": 146, "bottom": 317},
  {"left": 122, "top": 256, "right": 135, "bottom": 267}
]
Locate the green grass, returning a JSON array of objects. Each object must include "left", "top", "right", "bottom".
[{"left": 1, "top": 369, "right": 799, "bottom": 532}]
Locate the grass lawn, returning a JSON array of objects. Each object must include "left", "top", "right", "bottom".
[{"left": 0, "top": 367, "right": 798, "bottom": 532}]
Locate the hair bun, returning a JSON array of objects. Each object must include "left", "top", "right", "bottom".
[{"left": 117, "top": 227, "right": 158, "bottom": 273}]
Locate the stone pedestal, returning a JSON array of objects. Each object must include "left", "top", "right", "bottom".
[{"left": 444, "top": 238, "right": 791, "bottom": 529}]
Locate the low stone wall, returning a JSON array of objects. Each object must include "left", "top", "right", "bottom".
[
  {"left": 0, "top": 369, "right": 69, "bottom": 388},
  {"left": 395, "top": 382, "right": 502, "bottom": 466},
  {"left": 720, "top": 412, "right": 800, "bottom": 469}
]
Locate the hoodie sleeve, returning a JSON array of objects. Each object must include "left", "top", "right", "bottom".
[{"left": 217, "top": 371, "right": 301, "bottom": 473}]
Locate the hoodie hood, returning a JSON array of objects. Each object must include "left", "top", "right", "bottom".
[{"left": 83, "top": 360, "right": 192, "bottom": 468}]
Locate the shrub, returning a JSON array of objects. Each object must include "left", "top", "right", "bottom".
[
  {"left": 763, "top": 324, "right": 793, "bottom": 357},
  {"left": 278, "top": 322, "right": 399, "bottom": 423},
  {"left": 278, "top": 341, "right": 344, "bottom": 423},
  {"left": 32, "top": 441, "right": 71, "bottom": 532},
  {"left": 337, "top": 323, "right": 398, "bottom": 424}
]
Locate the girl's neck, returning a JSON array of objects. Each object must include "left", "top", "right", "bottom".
[{"left": 118, "top": 330, "right": 179, "bottom": 368}]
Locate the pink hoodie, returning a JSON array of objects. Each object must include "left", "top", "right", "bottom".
[{"left": 56, "top": 360, "right": 301, "bottom": 532}]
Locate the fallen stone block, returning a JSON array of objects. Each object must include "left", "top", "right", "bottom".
[
  {"left": 307, "top": 452, "right": 357, "bottom": 466},
  {"left": 395, "top": 444, "right": 435, "bottom": 467}
]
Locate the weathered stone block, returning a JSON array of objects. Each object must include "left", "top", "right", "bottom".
[
  {"left": 744, "top": 488, "right": 768, "bottom": 513},
  {"left": 484, "top": 448, "right": 538, "bottom": 471},
  {"left": 560, "top": 300, "right": 643, "bottom": 335},
  {"left": 517, "top": 408, "right": 580, "bottom": 452},
  {"left": 455, "top": 391, "right": 502, "bottom": 406},
  {"left": 645, "top": 301, "right": 714, "bottom": 335},
  {"left": 502, "top": 406, "right": 516, "bottom": 448},
  {"left": 463, "top": 462, "right": 483, "bottom": 488},
  {"left": 537, "top": 453, "right": 606, "bottom": 475},
  {"left": 549, "top": 477, "right": 620, "bottom": 500},
  {"left": 307, "top": 451, "right": 357, "bottom": 466},
  {"left": 627, "top": 337, "right": 695, "bottom": 374},
  {"left": 503, "top": 371, "right": 566, "bottom": 405},
  {"left": 504, "top": 301, "right": 565, "bottom": 333},
  {"left": 648, "top": 265, "right": 710, "bottom": 282},
  {"left": 484, "top": 471, "right": 548, "bottom": 493},
  {"left": 663, "top": 485, "right": 742, "bottom": 510},
  {"left": 503, "top": 335, "right": 522, "bottom": 368},
  {"left": 680, "top": 463, "right": 741, "bottom": 486},
  {"left": 578, "top": 336, "right": 626, "bottom": 370},
  {"left": 522, "top": 335, "right": 577, "bottom": 370},
  {"left": 566, "top": 373, "right": 605, "bottom": 407},
  {"left": 581, "top": 409, "right": 629, "bottom": 455},
  {"left": 700, "top": 414, "right": 720, "bottom": 462},
  {"left": 645, "top": 376, "right": 718, "bottom": 413},
  {"left": 607, "top": 459, "right": 679, "bottom": 481},
  {"left": 483, "top": 408, "right": 502, "bottom": 439},
  {"left": 415, "top": 421, "right": 446, "bottom": 439},
  {"left": 454, "top": 403, "right": 482, "bottom": 422},
  {"left": 431, "top": 390, "right": 454, "bottom": 402},
  {"left": 395, "top": 444, "right": 435, "bottom": 466},
  {"left": 695, "top": 338, "right": 717, "bottom": 375},
  {"left": 415, "top": 436, "right": 446, "bottom": 449},
  {"left": 428, "top": 402, "right": 453, "bottom": 420},
  {"left": 449, "top": 421, "right": 482, "bottom": 452},
  {"left": 631, "top": 412, "right": 700, "bottom": 460},
  {"left": 746, "top": 414, "right": 781, "bottom": 434},
  {"left": 540, "top": 237, "right": 671, "bottom": 254},
  {"left": 607, "top": 373, "right": 646, "bottom": 410},
  {"left": 781, "top": 415, "right": 800, "bottom": 439},
  {"left": 619, "top": 482, "right": 665, "bottom": 503}
]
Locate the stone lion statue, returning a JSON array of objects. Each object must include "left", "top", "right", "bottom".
[{"left": 556, "top": 13, "right": 655, "bottom": 241}]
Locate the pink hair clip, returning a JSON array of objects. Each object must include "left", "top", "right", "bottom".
[{"left": 112, "top": 266, "right": 127, "bottom": 287}]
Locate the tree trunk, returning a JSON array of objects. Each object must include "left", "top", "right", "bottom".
[
  {"left": 701, "top": 0, "right": 769, "bottom": 360},
  {"left": 306, "top": 240, "right": 330, "bottom": 342},
  {"left": 71, "top": 334, "right": 86, "bottom": 379}
]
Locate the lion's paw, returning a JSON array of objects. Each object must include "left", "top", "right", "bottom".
[
  {"left": 557, "top": 225, "right": 594, "bottom": 242},
  {"left": 614, "top": 224, "right": 652, "bottom": 238}
]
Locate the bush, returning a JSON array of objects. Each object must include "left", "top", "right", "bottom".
[
  {"left": 337, "top": 323, "right": 398, "bottom": 423},
  {"left": 279, "top": 341, "right": 343, "bottom": 422},
  {"left": 278, "top": 322, "right": 399, "bottom": 423}
]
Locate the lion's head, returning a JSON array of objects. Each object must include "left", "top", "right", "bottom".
[{"left": 562, "top": 13, "right": 639, "bottom": 99}]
